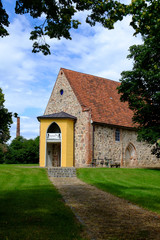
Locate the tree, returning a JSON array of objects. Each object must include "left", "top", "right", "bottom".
[
  {"left": 0, "top": 143, "right": 7, "bottom": 163},
  {"left": 118, "top": 38, "right": 160, "bottom": 157},
  {"left": 0, "top": 88, "right": 13, "bottom": 143},
  {"left": 0, "top": 0, "right": 9, "bottom": 37},
  {"left": 5, "top": 136, "right": 39, "bottom": 164},
  {"left": 0, "top": 0, "right": 158, "bottom": 55}
]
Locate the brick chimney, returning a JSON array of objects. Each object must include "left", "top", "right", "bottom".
[{"left": 16, "top": 117, "right": 20, "bottom": 137}]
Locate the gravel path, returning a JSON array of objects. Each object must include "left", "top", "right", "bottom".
[{"left": 50, "top": 177, "right": 160, "bottom": 240}]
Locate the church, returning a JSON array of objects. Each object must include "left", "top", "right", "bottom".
[{"left": 37, "top": 68, "right": 159, "bottom": 168}]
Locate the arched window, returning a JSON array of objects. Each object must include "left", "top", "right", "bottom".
[
  {"left": 47, "top": 122, "right": 61, "bottom": 133},
  {"left": 125, "top": 142, "right": 137, "bottom": 166}
]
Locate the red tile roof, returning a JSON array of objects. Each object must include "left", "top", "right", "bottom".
[{"left": 61, "top": 68, "right": 135, "bottom": 128}]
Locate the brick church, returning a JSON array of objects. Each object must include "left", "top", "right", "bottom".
[{"left": 38, "top": 68, "right": 159, "bottom": 168}]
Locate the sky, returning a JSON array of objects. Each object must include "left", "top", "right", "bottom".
[{"left": 0, "top": 0, "right": 142, "bottom": 142}]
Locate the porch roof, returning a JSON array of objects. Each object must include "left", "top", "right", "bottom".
[{"left": 37, "top": 111, "right": 77, "bottom": 121}]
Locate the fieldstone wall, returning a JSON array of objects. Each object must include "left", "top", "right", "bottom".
[
  {"left": 94, "top": 125, "right": 121, "bottom": 163},
  {"left": 94, "top": 124, "right": 159, "bottom": 167},
  {"left": 45, "top": 70, "right": 91, "bottom": 167}
]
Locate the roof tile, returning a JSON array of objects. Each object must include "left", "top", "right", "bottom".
[{"left": 62, "top": 68, "right": 135, "bottom": 128}]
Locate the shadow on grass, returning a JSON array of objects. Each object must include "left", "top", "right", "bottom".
[
  {"left": 0, "top": 185, "right": 84, "bottom": 240},
  {"left": 144, "top": 167, "right": 160, "bottom": 171}
]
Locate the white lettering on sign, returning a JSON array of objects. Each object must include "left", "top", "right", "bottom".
[{"left": 47, "top": 133, "right": 61, "bottom": 139}]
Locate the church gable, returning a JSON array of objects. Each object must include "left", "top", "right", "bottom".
[{"left": 45, "top": 69, "right": 82, "bottom": 116}]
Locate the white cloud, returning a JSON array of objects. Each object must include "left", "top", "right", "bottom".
[
  {"left": 21, "top": 116, "right": 30, "bottom": 120},
  {"left": 0, "top": 9, "right": 142, "bottom": 141},
  {"left": 46, "top": 13, "right": 142, "bottom": 80}
]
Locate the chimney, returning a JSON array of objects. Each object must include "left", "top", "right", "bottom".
[{"left": 16, "top": 117, "right": 20, "bottom": 137}]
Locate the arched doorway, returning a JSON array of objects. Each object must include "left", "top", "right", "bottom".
[
  {"left": 46, "top": 122, "right": 61, "bottom": 167},
  {"left": 125, "top": 143, "right": 137, "bottom": 167}
]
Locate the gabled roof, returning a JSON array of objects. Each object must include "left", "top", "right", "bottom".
[
  {"left": 61, "top": 68, "right": 135, "bottom": 128},
  {"left": 37, "top": 111, "right": 77, "bottom": 121}
]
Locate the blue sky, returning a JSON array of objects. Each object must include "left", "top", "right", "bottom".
[{"left": 0, "top": 0, "right": 142, "bottom": 141}]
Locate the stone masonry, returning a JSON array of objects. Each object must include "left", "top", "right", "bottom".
[
  {"left": 48, "top": 167, "right": 76, "bottom": 177},
  {"left": 45, "top": 70, "right": 92, "bottom": 167},
  {"left": 94, "top": 124, "right": 159, "bottom": 167}
]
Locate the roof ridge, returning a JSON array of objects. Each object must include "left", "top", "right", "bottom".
[{"left": 61, "top": 68, "right": 120, "bottom": 84}]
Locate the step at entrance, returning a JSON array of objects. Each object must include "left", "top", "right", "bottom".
[{"left": 48, "top": 167, "right": 76, "bottom": 177}]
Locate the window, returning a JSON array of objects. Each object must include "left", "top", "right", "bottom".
[
  {"left": 47, "top": 122, "right": 61, "bottom": 133},
  {"left": 115, "top": 129, "right": 120, "bottom": 142},
  {"left": 60, "top": 89, "right": 64, "bottom": 95}
]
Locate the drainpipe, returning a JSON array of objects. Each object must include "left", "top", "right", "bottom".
[
  {"left": 121, "top": 129, "right": 123, "bottom": 167},
  {"left": 92, "top": 123, "right": 95, "bottom": 162},
  {"left": 87, "top": 111, "right": 93, "bottom": 165}
]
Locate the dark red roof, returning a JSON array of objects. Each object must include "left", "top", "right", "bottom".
[{"left": 61, "top": 68, "right": 135, "bottom": 128}]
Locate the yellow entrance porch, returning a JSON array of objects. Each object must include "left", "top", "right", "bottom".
[{"left": 37, "top": 112, "right": 76, "bottom": 167}]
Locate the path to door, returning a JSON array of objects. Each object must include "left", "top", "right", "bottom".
[{"left": 50, "top": 177, "right": 160, "bottom": 240}]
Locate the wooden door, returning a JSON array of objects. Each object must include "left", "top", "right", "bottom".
[{"left": 52, "top": 144, "right": 61, "bottom": 167}]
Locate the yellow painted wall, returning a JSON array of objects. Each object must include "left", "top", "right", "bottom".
[{"left": 39, "top": 118, "right": 74, "bottom": 167}]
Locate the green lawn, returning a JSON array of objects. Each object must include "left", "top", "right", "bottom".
[
  {"left": 77, "top": 168, "right": 160, "bottom": 214},
  {"left": 0, "top": 165, "right": 86, "bottom": 240}
]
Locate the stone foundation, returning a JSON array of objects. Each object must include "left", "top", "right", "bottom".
[{"left": 48, "top": 167, "right": 76, "bottom": 177}]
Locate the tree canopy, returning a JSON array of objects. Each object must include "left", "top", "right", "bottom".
[
  {"left": 118, "top": 38, "right": 160, "bottom": 157},
  {"left": 1, "top": 0, "right": 159, "bottom": 55},
  {"left": 0, "top": 88, "right": 13, "bottom": 144},
  {"left": 1, "top": 136, "right": 39, "bottom": 164},
  {"left": 117, "top": 0, "right": 160, "bottom": 157}
]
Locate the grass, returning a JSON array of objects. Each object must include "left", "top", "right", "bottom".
[
  {"left": 77, "top": 168, "right": 160, "bottom": 214},
  {"left": 0, "top": 164, "right": 86, "bottom": 240}
]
